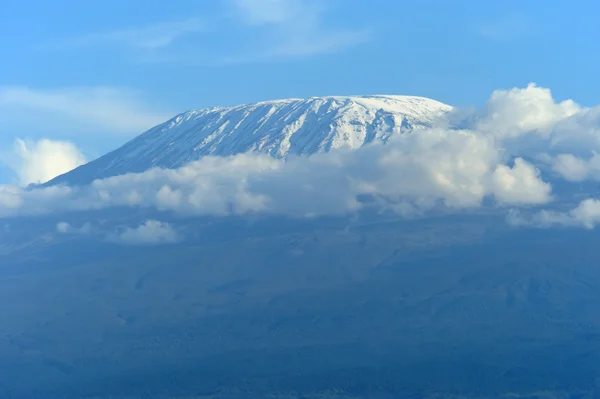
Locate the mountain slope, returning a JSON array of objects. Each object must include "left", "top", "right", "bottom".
[{"left": 50, "top": 95, "right": 452, "bottom": 185}]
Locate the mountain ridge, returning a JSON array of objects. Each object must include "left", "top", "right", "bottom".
[{"left": 48, "top": 95, "right": 452, "bottom": 186}]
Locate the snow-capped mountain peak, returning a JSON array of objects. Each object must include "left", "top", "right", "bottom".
[{"left": 49, "top": 95, "right": 452, "bottom": 185}]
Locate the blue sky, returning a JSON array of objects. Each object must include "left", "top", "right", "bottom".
[{"left": 1, "top": 0, "right": 600, "bottom": 184}]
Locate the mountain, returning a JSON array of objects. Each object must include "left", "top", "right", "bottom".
[
  {"left": 48, "top": 95, "right": 452, "bottom": 185},
  {"left": 8, "top": 95, "right": 600, "bottom": 398}
]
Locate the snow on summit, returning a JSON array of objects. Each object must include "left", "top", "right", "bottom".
[{"left": 49, "top": 95, "right": 452, "bottom": 185}]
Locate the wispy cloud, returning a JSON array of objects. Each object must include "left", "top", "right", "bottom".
[
  {"left": 41, "top": 1, "right": 369, "bottom": 65},
  {"left": 229, "top": 0, "right": 369, "bottom": 59},
  {"left": 55, "top": 219, "right": 180, "bottom": 245},
  {"left": 0, "top": 86, "right": 171, "bottom": 134},
  {"left": 43, "top": 18, "right": 207, "bottom": 51},
  {"left": 508, "top": 199, "right": 600, "bottom": 230}
]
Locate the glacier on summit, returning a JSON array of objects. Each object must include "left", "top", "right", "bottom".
[{"left": 48, "top": 95, "right": 452, "bottom": 185}]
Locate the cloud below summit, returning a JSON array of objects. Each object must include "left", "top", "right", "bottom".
[{"left": 0, "top": 131, "right": 551, "bottom": 220}]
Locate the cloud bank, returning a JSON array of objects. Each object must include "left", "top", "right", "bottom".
[{"left": 0, "top": 131, "right": 551, "bottom": 220}]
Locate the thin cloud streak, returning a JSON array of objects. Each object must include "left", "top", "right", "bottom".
[
  {"left": 0, "top": 86, "right": 172, "bottom": 134},
  {"left": 41, "top": 0, "right": 370, "bottom": 65},
  {"left": 42, "top": 18, "right": 207, "bottom": 51}
]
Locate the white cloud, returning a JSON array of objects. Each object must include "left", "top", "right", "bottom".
[
  {"left": 3, "top": 139, "right": 87, "bottom": 186},
  {"left": 508, "top": 198, "right": 600, "bottom": 229},
  {"left": 0, "top": 185, "right": 23, "bottom": 210},
  {"left": 491, "top": 158, "right": 552, "bottom": 205},
  {"left": 506, "top": 208, "right": 574, "bottom": 228},
  {"left": 453, "top": 83, "right": 600, "bottom": 189},
  {"left": 108, "top": 220, "right": 179, "bottom": 245},
  {"left": 547, "top": 106, "right": 600, "bottom": 158},
  {"left": 570, "top": 199, "right": 600, "bottom": 228},
  {"left": 44, "top": 18, "right": 206, "bottom": 50},
  {"left": 552, "top": 153, "right": 600, "bottom": 182},
  {"left": 0, "top": 86, "right": 171, "bottom": 135},
  {"left": 56, "top": 221, "right": 93, "bottom": 234},
  {"left": 56, "top": 222, "right": 71, "bottom": 233},
  {"left": 475, "top": 83, "right": 580, "bottom": 139},
  {"left": 0, "top": 154, "right": 274, "bottom": 218}
]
